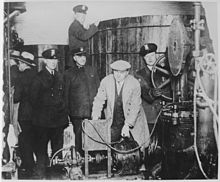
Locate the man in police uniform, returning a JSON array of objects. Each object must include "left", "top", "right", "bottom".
[
  {"left": 30, "top": 48, "right": 68, "bottom": 179},
  {"left": 64, "top": 47, "right": 100, "bottom": 156},
  {"left": 67, "top": 4, "right": 99, "bottom": 67},
  {"left": 135, "top": 43, "right": 163, "bottom": 130}
]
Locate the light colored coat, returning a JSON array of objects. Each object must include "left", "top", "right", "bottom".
[{"left": 92, "top": 74, "right": 150, "bottom": 148}]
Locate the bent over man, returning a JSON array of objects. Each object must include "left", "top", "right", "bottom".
[{"left": 92, "top": 60, "right": 150, "bottom": 148}]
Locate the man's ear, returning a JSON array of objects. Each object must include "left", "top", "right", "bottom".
[
  {"left": 73, "top": 55, "right": 77, "bottom": 61},
  {"left": 43, "top": 59, "right": 48, "bottom": 64}
]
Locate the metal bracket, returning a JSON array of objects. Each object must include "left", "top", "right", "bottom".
[{"left": 190, "top": 19, "right": 205, "bottom": 31}]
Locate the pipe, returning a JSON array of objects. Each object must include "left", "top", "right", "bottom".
[
  {"left": 4, "top": 10, "right": 20, "bottom": 24},
  {"left": 194, "top": 2, "right": 201, "bottom": 53},
  {"left": 194, "top": 2, "right": 218, "bottom": 178}
]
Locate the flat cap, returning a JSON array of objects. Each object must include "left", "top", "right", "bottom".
[
  {"left": 73, "top": 5, "right": 88, "bottom": 14},
  {"left": 72, "top": 47, "right": 86, "bottom": 56},
  {"left": 110, "top": 60, "right": 131, "bottom": 71},
  {"left": 139, "top": 43, "right": 157, "bottom": 57},
  {"left": 19, "top": 51, "right": 36, "bottom": 67},
  {"left": 42, "top": 48, "right": 59, "bottom": 59}
]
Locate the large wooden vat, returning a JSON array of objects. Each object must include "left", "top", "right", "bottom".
[{"left": 89, "top": 2, "right": 207, "bottom": 79}]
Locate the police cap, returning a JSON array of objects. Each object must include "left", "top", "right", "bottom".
[
  {"left": 42, "top": 48, "right": 59, "bottom": 59},
  {"left": 73, "top": 5, "right": 88, "bottom": 14},
  {"left": 72, "top": 47, "right": 86, "bottom": 56},
  {"left": 139, "top": 43, "right": 157, "bottom": 57}
]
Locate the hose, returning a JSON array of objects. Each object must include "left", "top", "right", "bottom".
[{"left": 81, "top": 103, "right": 172, "bottom": 154}]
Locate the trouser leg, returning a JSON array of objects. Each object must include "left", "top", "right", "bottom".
[
  {"left": 50, "top": 127, "right": 64, "bottom": 159},
  {"left": 70, "top": 117, "right": 83, "bottom": 156},
  {"left": 18, "top": 122, "right": 35, "bottom": 170},
  {"left": 34, "top": 126, "right": 49, "bottom": 179}
]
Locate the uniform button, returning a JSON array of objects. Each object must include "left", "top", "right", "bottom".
[
  {"left": 52, "top": 94, "right": 54, "bottom": 96},
  {"left": 51, "top": 88, "right": 53, "bottom": 90}
]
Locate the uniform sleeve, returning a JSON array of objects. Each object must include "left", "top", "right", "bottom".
[
  {"left": 13, "top": 73, "right": 22, "bottom": 103},
  {"left": 134, "top": 72, "right": 156, "bottom": 104},
  {"left": 92, "top": 78, "right": 107, "bottom": 120},
  {"left": 70, "top": 23, "right": 98, "bottom": 41},
  {"left": 93, "top": 67, "right": 100, "bottom": 90},
  {"left": 124, "top": 81, "right": 142, "bottom": 127},
  {"left": 63, "top": 72, "right": 71, "bottom": 115}
]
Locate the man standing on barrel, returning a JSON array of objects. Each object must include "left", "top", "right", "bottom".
[{"left": 67, "top": 4, "right": 99, "bottom": 68}]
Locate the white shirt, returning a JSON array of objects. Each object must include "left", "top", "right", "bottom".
[
  {"left": 147, "top": 65, "right": 153, "bottom": 71},
  {"left": 46, "top": 66, "right": 54, "bottom": 75},
  {"left": 116, "top": 80, "right": 124, "bottom": 95}
]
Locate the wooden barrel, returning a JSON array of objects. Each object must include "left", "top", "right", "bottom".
[{"left": 89, "top": 2, "right": 207, "bottom": 79}]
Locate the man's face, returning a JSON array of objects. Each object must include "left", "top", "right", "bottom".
[
  {"left": 113, "top": 70, "right": 129, "bottom": 83},
  {"left": 18, "top": 61, "right": 28, "bottom": 72},
  {"left": 144, "top": 52, "right": 156, "bottom": 66},
  {"left": 75, "top": 12, "right": 86, "bottom": 24},
  {"left": 44, "top": 59, "right": 58, "bottom": 70},
  {"left": 74, "top": 55, "right": 86, "bottom": 67}
]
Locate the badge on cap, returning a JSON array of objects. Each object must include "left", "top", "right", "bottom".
[
  {"left": 82, "top": 5, "right": 85, "bottom": 10},
  {"left": 51, "top": 49, "right": 55, "bottom": 56},
  {"left": 144, "top": 44, "right": 149, "bottom": 51}
]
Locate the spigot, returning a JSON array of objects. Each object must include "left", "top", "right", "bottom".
[{"left": 172, "top": 105, "right": 178, "bottom": 125}]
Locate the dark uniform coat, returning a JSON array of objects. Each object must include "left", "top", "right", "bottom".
[
  {"left": 64, "top": 64, "right": 100, "bottom": 118},
  {"left": 68, "top": 19, "right": 98, "bottom": 51},
  {"left": 14, "top": 68, "right": 37, "bottom": 122},
  {"left": 11, "top": 65, "right": 19, "bottom": 87},
  {"left": 30, "top": 69, "right": 68, "bottom": 127},
  {"left": 135, "top": 66, "right": 162, "bottom": 124}
]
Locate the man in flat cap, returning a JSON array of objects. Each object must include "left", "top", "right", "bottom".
[
  {"left": 92, "top": 59, "right": 150, "bottom": 154},
  {"left": 64, "top": 47, "right": 100, "bottom": 156},
  {"left": 13, "top": 51, "right": 37, "bottom": 177},
  {"left": 67, "top": 4, "right": 99, "bottom": 67},
  {"left": 30, "top": 48, "right": 68, "bottom": 179}
]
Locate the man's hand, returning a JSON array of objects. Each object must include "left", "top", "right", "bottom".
[
  {"left": 121, "top": 123, "right": 130, "bottom": 138},
  {"left": 83, "top": 23, "right": 90, "bottom": 29},
  {"left": 94, "top": 20, "right": 100, "bottom": 26},
  {"left": 151, "top": 88, "right": 162, "bottom": 97},
  {"left": 9, "top": 59, "right": 17, "bottom": 66},
  {"left": 92, "top": 116, "right": 99, "bottom": 120}
]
